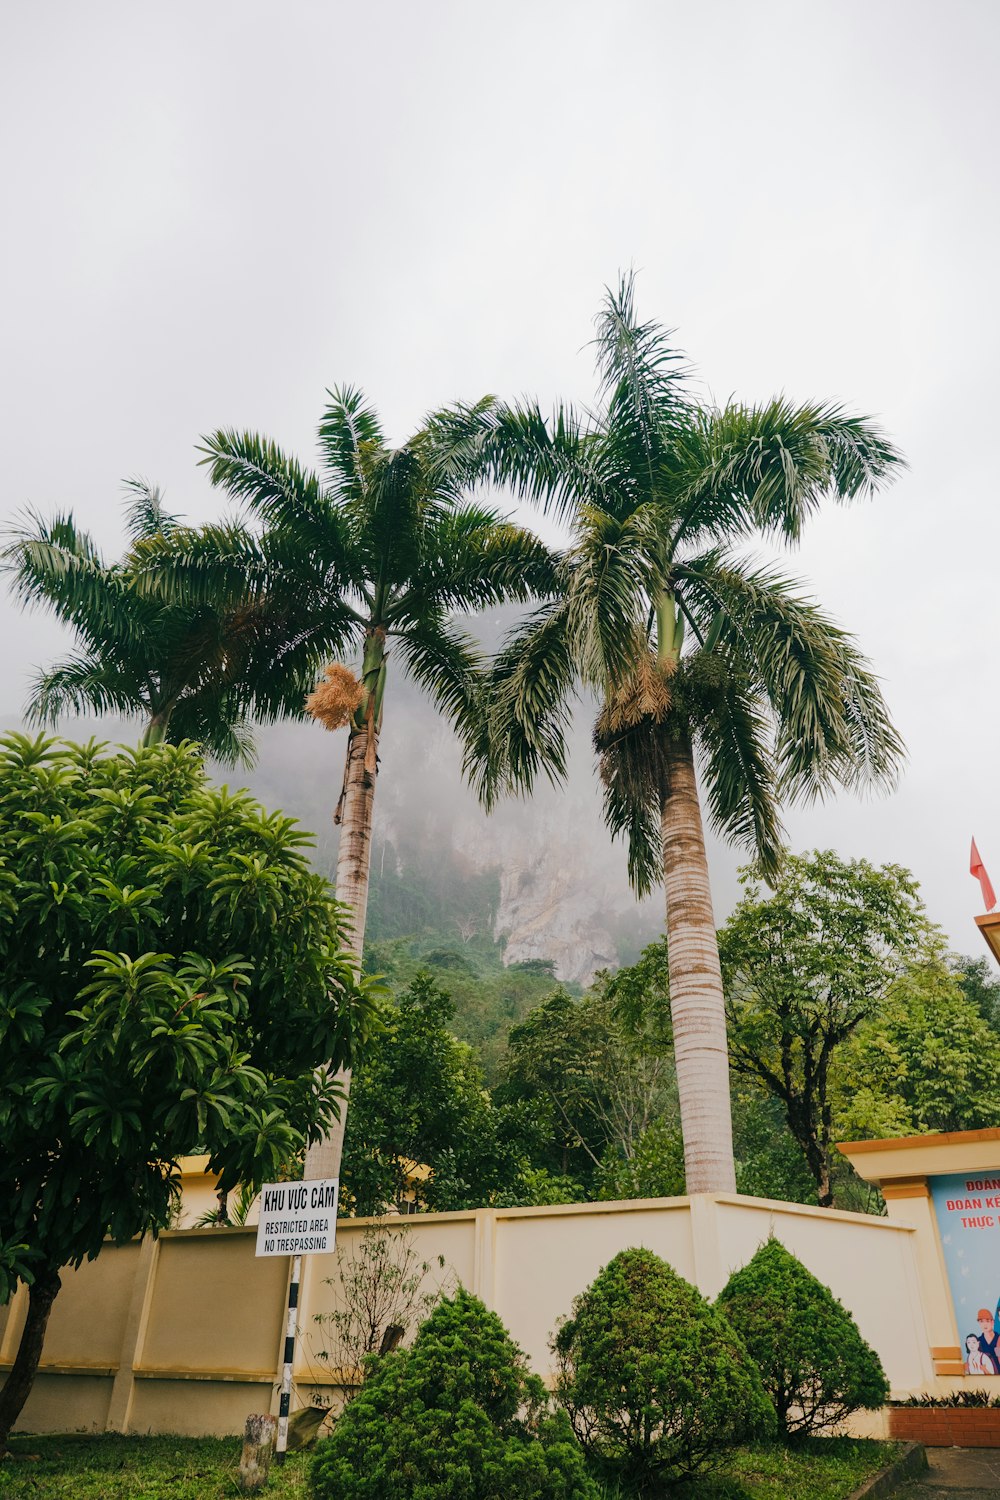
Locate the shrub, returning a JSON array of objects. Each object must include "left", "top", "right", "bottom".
[
  {"left": 311, "top": 1287, "right": 598, "bottom": 1500},
  {"left": 552, "top": 1248, "right": 774, "bottom": 1491},
  {"left": 716, "top": 1238, "right": 889, "bottom": 1440}
]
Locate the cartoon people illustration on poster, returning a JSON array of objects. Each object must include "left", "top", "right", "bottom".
[
  {"left": 964, "top": 1303, "right": 1000, "bottom": 1374},
  {"left": 967, "top": 1331, "right": 997, "bottom": 1375}
]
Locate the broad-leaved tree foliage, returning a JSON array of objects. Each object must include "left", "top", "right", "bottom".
[
  {"left": 449, "top": 274, "right": 905, "bottom": 1193},
  {"left": 340, "top": 973, "right": 536, "bottom": 1214},
  {"left": 836, "top": 958, "right": 1000, "bottom": 1141},
  {"left": 719, "top": 849, "right": 934, "bottom": 1205},
  {"left": 0, "top": 735, "right": 377, "bottom": 1451},
  {"left": 497, "top": 984, "right": 675, "bottom": 1190}
]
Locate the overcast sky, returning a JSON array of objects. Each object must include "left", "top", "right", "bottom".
[{"left": 2, "top": 1, "right": 998, "bottom": 951}]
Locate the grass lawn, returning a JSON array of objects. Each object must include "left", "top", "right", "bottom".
[
  {"left": 0, "top": 1434, "right": 899, "bottom": 1498},
  {"left": 677, "top": 1438, "right": 901, "bottom": 1499},
  {"left": 0, "top": 1435, "right": 309, "bottom": 1498}
]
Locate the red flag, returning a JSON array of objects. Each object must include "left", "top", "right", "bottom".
[{"left": 971, "top": 838, "right": 997, "bottom": 912}]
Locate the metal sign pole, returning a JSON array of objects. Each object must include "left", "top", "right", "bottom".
[
  {"left": 274, "top": 1252, "right": 301, "bottom": 1465},
  {"left": 256, "top": 1176, "right": 338, "bottom": 1464}
]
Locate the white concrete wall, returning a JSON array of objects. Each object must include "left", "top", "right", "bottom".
[{"left": 0, "top": 1192, "right": 934, "bottom": 1437}]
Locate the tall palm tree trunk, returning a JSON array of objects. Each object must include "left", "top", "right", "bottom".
[
  {"left": 302, "top": 717, "right": 378, "bottom": 1181},
  {"left": 142, "top": 709, "right": 172, "bottom": 746},
  {"left": 661, "top": 732, "right": 737, "bottom": 1194}
]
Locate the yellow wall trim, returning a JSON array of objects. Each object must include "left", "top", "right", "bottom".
[{"left": 882, "top": 1179, "right": 930, "bottom": 1200}]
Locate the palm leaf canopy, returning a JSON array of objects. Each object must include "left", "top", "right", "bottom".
[
  {"left": 3, "top": 481, "right": 271, "bottom": 765},
  {"left": 135, "top": 388, "right": 561, "bottom": 751},
  {"left": 449, "top": 274, "right": 905, "bottom": 889}
]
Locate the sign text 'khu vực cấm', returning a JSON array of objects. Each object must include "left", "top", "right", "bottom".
[{"left": 254, "top": 1178, "right": 339, "bottom": 1257}]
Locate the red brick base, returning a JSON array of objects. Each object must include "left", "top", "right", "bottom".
[{"left": 889, "top": 1407, "right": 1000, "bottom": 1447}]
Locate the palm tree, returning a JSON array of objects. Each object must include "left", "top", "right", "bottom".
[
  {"left": 3, "top": 480, "right": 265, "bottom": 764},
  {"left": 142, "top": 387, "right": 557, "bottom": 1178},
  {"left": 453, "top": 275, "right": 905, "bottom": 1194}
]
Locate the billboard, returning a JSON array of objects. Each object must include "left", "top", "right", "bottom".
[{"left": 930, "top": 1170, "right": 1000, "bottom": 1374}]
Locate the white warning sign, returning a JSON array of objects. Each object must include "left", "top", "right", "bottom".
[{"left": 254, "top": 1178, "right": 339, "bottom": 1257}]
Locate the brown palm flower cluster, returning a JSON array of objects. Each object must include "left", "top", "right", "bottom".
[{"left": 305, "top": 663, "right": 364, "bottom": 731}]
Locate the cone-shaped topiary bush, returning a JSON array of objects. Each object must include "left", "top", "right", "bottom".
[
  {"left": 311, "top": 1286, "right": 599, "bottom": 1500},
  {"left": 716, "top": 1238, "right": 889, "bottom": 1440},
  {"left": 552, "top": 1248, "right": 774, "bottom": 1491}
]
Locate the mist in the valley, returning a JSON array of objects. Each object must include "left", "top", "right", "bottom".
[
  {"left": 0, "top": 613, "right": 670, "bottom": 984},
  {"left": 241, "top": 657, "right": 668, "bottom": 982}
]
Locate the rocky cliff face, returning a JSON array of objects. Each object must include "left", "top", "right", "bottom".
[
  {"left": 237, "top": 704, "right": 661, "bottom": 988},
  {"left": 492, "top": 854, "right": 622, "bottom": 985},
  {"left": 438, "top": 781, "right": 657, "bottom": 987}
]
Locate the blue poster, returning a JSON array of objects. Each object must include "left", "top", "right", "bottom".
[{"left": 931, "top": 1170, "right": 1000, "bottom": 1374}]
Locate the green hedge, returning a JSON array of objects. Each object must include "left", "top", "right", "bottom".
[
  {"left": 553, "top": 1247, "right": 774, "bottom": 1489},
  {"left": 311, "top": 1287, "right": 598, "bottom": 1499},
  {"left": 717, "top": 1238, "right": 888, "bottom": 1439}
]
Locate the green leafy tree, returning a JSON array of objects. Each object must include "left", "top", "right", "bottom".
[
  {"left": 601, "top": 935, "right": 818, "bottom": 1203},
  {"left": 952, "top": 953, "right": 1000, "bottom": 1030},
  {"left": 836, "top": 959, "right": 1000, "bottom": 1140},
  {"left": 497, "top": 987, "right": 674, "bottom": 1192},
  {"left": 3, "top": 481, "right": 269, "bottom": 764},
  {"left": 143, "top": 389, "right": 557, "bottom": 1181},
  {"left": 455, "top": 274, "right": 904, "bottom": 1193},
  {"left": 719, "top": 850, "right": 933, "bottom": 1206},
  {"left": 730, "top": 1083, "right": 819, "bottom": 1205},
  {"left": 312, "top": 1288, "right": 598, "bottom": 1500},
  {"left": 340, "top": 973, "right": 535, "bottom": 1214},
  {"left": 0, "top": 734, "right": 376, "bottom": 1452},
  {"left": 553, "top": 1247, "right": 774, "bottom": 1490},
  {"left": 717, "top": 1239, "right": 888, "bottom": 1439},
  {"left": 594, "top": 1119, "right": 685, "bottom": 1201}
]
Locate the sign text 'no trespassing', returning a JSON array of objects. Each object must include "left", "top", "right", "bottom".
[{"left": 254, "top": 1178, "right": 339, "bottom": 1257}]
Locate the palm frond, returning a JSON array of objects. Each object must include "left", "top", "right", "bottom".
[
  {"left": 593, "top": 714, "right": 665, "bottom": 897},
  {"left": 396, "top": 506, "right": 563, "bottom": 619},
  {"left": 170, "top": 693, "right": 258, "bottom": 768},
  {"left": 318, "top": 385, "right": 385, "bottom": 500},
  {"left": 353, "top": 444, "right": 429, "bottom": 587},
  {"left": 131, "top": 524, "right": 273, "bottom": 608},
  {"left": 468, "top": 601, "right": 576, "bottom": 808},
  {"left": 592, "top": 272, "right": 690, "bottom": 502},
  {"left": 198, "top": 429, "right": 338, "bottom": 542},
  {"left": 26, "top": 653, "right": 145, "bottom": 725},
  {"left": 2, "top": 510, "right": 148, "bottom": 652},
  {"left": 394, "top": 616, "right": 486, "bottom": 762},
  {"left": 425, "top": 397, "right": 609, "bottom": 524},
  {"left": 565, "top": 503, "right": 662, "bottom": 688},
  {"left": 675, "top": 400, "right": 904, "bottom": 549},
  {"left": 676, "top": 552, "right": 905, "bottom": 801},
  {"left": 122, "top": 478, "right": 180, "bottom": 543},
  {"left": 691, "top": 665, "right": 785, "bottom": 878}
]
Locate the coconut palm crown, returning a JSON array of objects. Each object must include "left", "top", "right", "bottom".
[
  {"left": 3, "top": 480, "right": 266, "bottom": 764},
  {"left": 139, "top": 388, "right": 559, "bottom": 1177},
  {"left": 446, "top": 274, "right": 906, "bottom": 1192}
]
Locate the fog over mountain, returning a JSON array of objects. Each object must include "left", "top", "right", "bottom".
[
  {"left": 0, "top": 655, "right": 667, "bottom": 985},
  {"left": 3, "top": 1, "right": 999, "bottom": 965},
  {"left": 242, "top": 674, "right": 667, "bottom": 986}
]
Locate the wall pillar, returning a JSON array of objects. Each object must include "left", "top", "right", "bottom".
[
  {"left": 0, "top": 1284, "right": 28, "bottom": 1367},
  {"left": 881, "top": 1179, "right": 960, "bottom": 1377},
  {"left": 688, "top": 1195, "right": 725, "bottom": 1299},
  {"left": 473, "top": 1209, "right": 496, "bottom": 1308},
  {"left": 106, "top": 1234, "right": 160, "bottom": 1433}
]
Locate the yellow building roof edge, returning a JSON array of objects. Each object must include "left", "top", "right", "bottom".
[{"left": 838, "top": 1127, "right": 1000, "bottom": 1156}]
